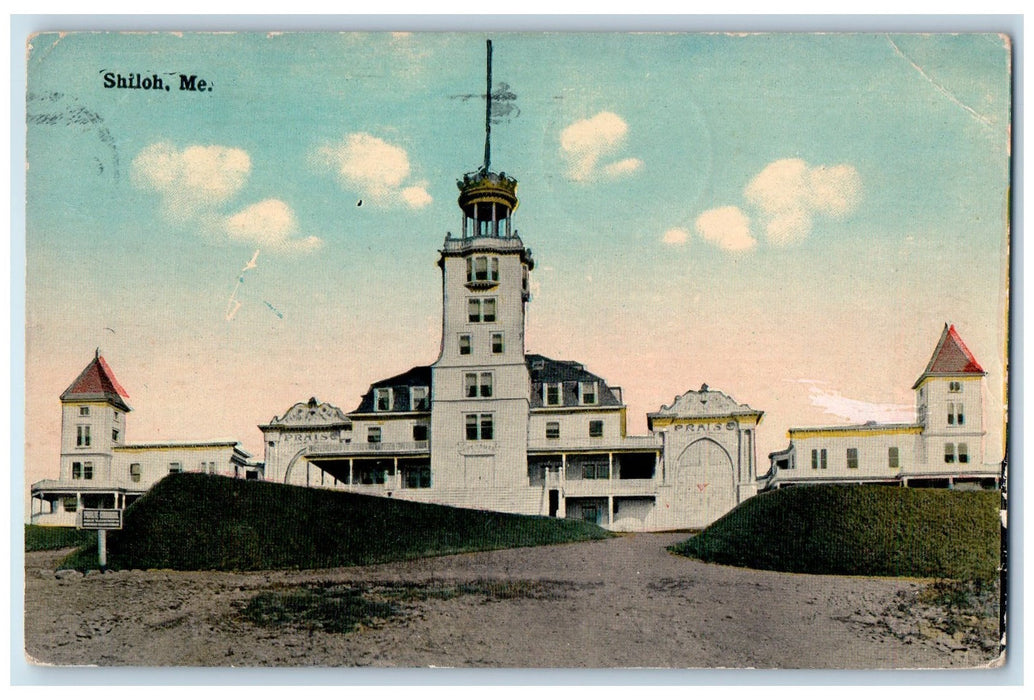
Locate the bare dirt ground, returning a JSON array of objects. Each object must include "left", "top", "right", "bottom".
[{"left": 24, "top": 533, "right": 1002, "bottom": 669}]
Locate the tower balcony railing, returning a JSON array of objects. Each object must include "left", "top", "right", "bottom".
[{"left": 443, "top": 234, "right": 525, "bottom": 253}]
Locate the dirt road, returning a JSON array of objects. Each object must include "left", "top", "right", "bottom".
[{"left": 23, "top": 533, "right": 1000, "bottom": 668}]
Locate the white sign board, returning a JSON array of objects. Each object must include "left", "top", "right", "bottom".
[{"left": 79, "top": 509, "right": 122, "bottom": 530}]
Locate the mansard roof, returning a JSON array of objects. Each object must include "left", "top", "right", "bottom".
[
  {"left": 526, "top": 354, "right": 623, "bottom": 408},
  {"left": 60, "top": 351, "right": 131, "bottom": 412},
  {"left": 647, "top": 384, "right": 762, "bottom": 424},
  {"left": 912, "top": 324, "right": 986, "bottom": 389},
  {"left": 351, "top": 365, "right": 433, "bottom": 414}
]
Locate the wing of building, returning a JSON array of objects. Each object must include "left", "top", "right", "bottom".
[
  {"left": 760, "top": 324, "right": 1000, "bottom": 491},
  {"left": 30, "top": 351, "right": 259, "bottom": 526}
]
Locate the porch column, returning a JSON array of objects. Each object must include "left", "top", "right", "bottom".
[
  {"left": 348, "top": 459, "right": 353, "bottom": 486},
  {"left": 394, "top": 457, "right": 401, "bottom": 489},
  {"left": 607, "top": 496, "right": 614, "bottom": 527},
  {"left": 608, "top": 452, "right": 614, "bottom": 479}
]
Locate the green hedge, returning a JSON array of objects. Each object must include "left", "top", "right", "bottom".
[
  {"left": 61, "top": 473, "right": 612, "bottom": 571},
  {"left": 25, "top": 525, "right": 94, "bottom": 552},
  {"left": 670, "top": 484, "right": 1001, "bottom": 581}
]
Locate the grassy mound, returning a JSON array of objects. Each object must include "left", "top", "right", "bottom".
[
  {"left": 670, "top": 484, "right": 1000, "bottom": 581},
  {"left": 61, "top": 473, "right": 611, "bottom": 571},
  {"left": 24, "top": 525, "right": 94, "bottom": 552}
]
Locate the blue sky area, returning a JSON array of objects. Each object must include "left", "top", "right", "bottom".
[{"left": 24, "top": 32, "right": 1011, "bottom": 489}]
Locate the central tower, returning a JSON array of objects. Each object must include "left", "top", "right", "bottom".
[{"left": 430, "top": 40, "right": 535, "bottom": 512}]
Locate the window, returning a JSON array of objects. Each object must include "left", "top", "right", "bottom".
[
  {"left": 130, "top": 463, "right": 142, "bottom": 482},
  {"left": 374, "top": 388, "right": 392, "bottom": 412},
  {"left": 465, "top": 413, "right": 494, "bottom": 440},
  {"left": 63, "top": 497, "right": 77, "bottom": 513},
  {"left": 72, "top": 461, "right": 82, "bottom": 479},
  {"left": 812, "top": 448, "right": 828, "bottom": 470},
  {"left": 76, "top": 425, "right": 91, "bottom": 447},
  {"left": 113, "top": 411, "right": 119, "bottom": 422},
  {"left": 846, "top": 448, "right": 859, "bottom": 469},
  {"left": 888, "top": 447, "right": 900, "bottom": 469},
  {"left": 491, "top": 332, "right": 504, "bottom": 354},
  {"left": 944, "top": 443, "right": 955, "bottom": 464},
  {"left": 368, "top": 427, "right": 382, "bottom": 444},
  {"left": 958, "top": 443, "right": 969, "bottom": 464},
  {"left": 413, "top": 424, "right": 428, "bottom": 442},
  {"left": 467, "top": 297, "right": 497, "bottom": 323},
  {"left": 546, "top": 421, "right": 560, "bottom": 439},
  {"left": 949, "top": 381, "right": 962, "bottom": 393},
  {"left": 579, "top": 381, "right": 598, "bottom": 405},
  {"left": 467, "top": 256, "right": 500, "bottom": 283},
  {"left": 79, "top": 406, "right": 90, "bottom": 416},
  {"left": 459, "top": 334, "right": 472, "bottom": 355},
  {"left": 112, "top": 428, "right": 119, "bottom": 442},
  {"left": 411, "top": 386, "right": 430, "bottom": 411},
  {"left": 589, "top": 420, "right": 604, "bottom": 438},
  {"left": 404, "top": 465, "right": 432, "bottom": 489},
  {"left": 169, "top": 462, "right": 182, "bottom": 474},
  {"left": 544, "top": 383, "right": 561, "bottom": 406},
  {"left": 582, "top": 461, "right": 609, "bottom": 479},
  {"left": 582, "top": 504, "right": 599, "bottom": 524},
  {"left": 947, "top": 401, "right": 964, "bottom": 425},
  {"left": 465, "top": 372, "right": 493, "bottom": 398}
]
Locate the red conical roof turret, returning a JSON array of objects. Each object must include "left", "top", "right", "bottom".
[
  {"left": 60, "top": 349, "right": 131, "bottom": 411},
  {"left": 912, "top": 324, "right": 986, "bottom": 389}
]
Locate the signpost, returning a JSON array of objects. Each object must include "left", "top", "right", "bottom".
[{"left": 78, "top": 508, "right": 122, "bottom": 569}]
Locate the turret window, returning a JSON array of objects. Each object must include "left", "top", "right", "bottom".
[
  {"left": 467, "top": 297, "right": 497, "bottom": 323},
  {"left": 112, "top": 428, "right": 119, "bottom": 442},
  {"left": 79, "top": 406, "right": 90, "bottom": 416},
  {"left": 465, "top": 413, "right": 494, "bottom": 440},
  {"left": 491, "top": 332, "right": 504, "bottom": 354},
  {"left": 949, "top": 381, "right": 962, "bottom": 393},
  {"left": 467, "top": 256, "right": 500, "bottom": 284},
  {"left": 465, "top": 372, "right": 493, "bottom": 398},
  {"left": 76, "top": 425, "right": 91, "bottom": 447},
  {"left": 459, "top": 334, "right": 472, "bottom": 355}
]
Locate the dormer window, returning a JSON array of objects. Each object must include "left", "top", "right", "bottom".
[
  {"left": 374, "top": 388, "right": 393, "bottom": 412},
  {"left": 544, "top": 383, "right": 562, "bottom": 406},
  {"left": 579, "top": 381, "right": 598, "bottom": 405},
  {"left": 411, "top": 386, "right": 430, "bottom": 411}
]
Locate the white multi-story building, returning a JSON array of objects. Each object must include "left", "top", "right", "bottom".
[
  {"left": 761, "top": 324, "right": 1001, "bottom": 490},
  {"left": 259, "top": 153, "right": 763, "bottom": 530},
  {"left": 29, "top": 352, "right": 258, "bottom": 526}
]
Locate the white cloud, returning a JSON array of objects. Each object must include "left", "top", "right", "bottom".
[
  {"left": 401, "top": 184, "right": 433, "bottom": 209},
  {"left": 131, "top": 143, "right": 251, "bottom": 218},
  {"left": 314, "top": 133, "right": 431, "bottom": 208},
  {"left": 560, "top": 112, "right": 641, "bottom": 182},
  {"left": 224, "top": 199, "right": 322, "bottom": 253},
  {"left": 662, "top": 227, "right": 689, "bottom": 246},
  {"left": 603, "top": 157, "right": 643, "bottom": 178},
  {"left": 694, "top": 206, "right": 757, "bottom": 252},
  {"left": 745, "top": 158, "right": 861, "bottom": 245},
  {"left": 794, "top": 380, "right": 914, "bottom": 424}
]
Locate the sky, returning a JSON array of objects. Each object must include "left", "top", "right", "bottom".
[{"left": 22, "top": 31, "right": 1011, "bottom": 498}]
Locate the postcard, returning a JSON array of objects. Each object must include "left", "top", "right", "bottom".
[{"left": 22, "top": 31, "right": 1011, "bottom": 670}]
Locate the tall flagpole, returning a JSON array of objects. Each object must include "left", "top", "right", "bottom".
[{"left": 484, "top": 39, "right": 492, "bottom": 173}]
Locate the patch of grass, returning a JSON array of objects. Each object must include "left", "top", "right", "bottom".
[
  {"left": 238, "top": 579, "right": 574, "bottom": 634},
  {"left": 24, "top": 525, "right": 93, "bottom": 552},
  {"left": 670, "top": 484, "right": 1000, "bottom": 582},
  {"left": 61, "top": 473, "right": 612, "bottom": 571},
  {"left": 240, "top": 587, "right": 397, "bottom": 634}
]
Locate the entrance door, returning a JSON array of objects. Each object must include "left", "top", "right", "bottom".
[
  {"left": 674, "top": 438, "right": 736, "bottom": 528},
  {"left": 548, "top": 489, "right": 559, "bottom": 518}
]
